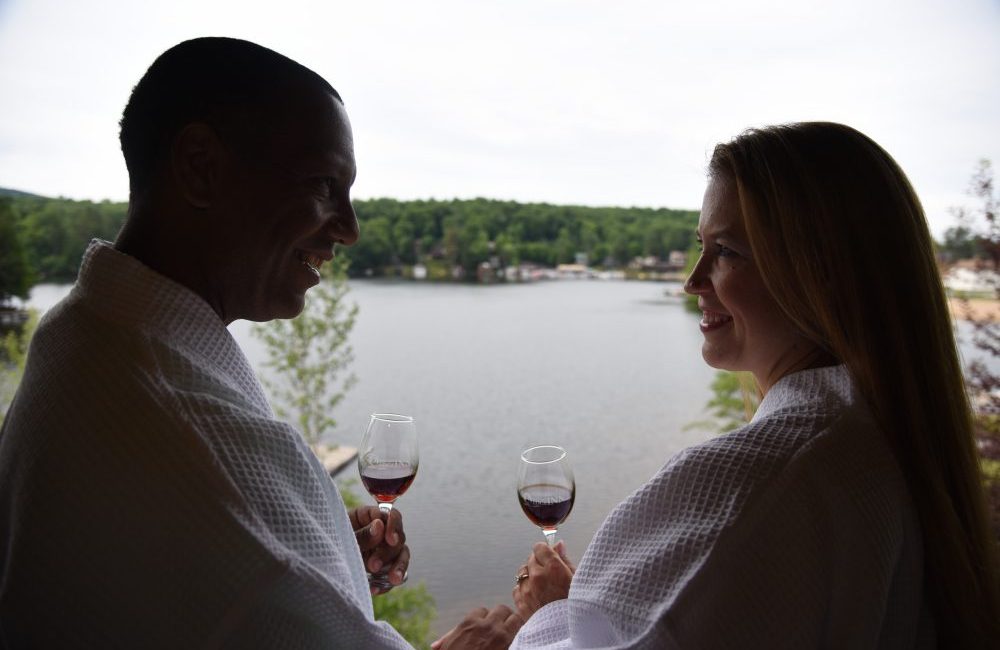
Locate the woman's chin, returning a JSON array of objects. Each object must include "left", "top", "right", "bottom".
[{"left": 701, "top": 348, "right": 734, "bottom": 372}]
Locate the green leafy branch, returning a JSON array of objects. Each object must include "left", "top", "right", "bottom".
[{"left": 252, "top": 256, "right": 358, "bottom": 447}]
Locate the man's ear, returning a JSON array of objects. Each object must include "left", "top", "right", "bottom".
[{"left": 171, "top": 123, "right": 224, "bottom": 209}]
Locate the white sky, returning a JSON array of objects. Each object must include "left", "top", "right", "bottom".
[{"left": 0, "top": 0, "right": 997, "bottom": 238}]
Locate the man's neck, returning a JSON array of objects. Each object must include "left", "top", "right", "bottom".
[{"left": 115, "top": 202, "right": 228, "bottom": 323}]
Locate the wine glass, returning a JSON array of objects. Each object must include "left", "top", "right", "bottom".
[
  {"left": 517, "top": 445, "right": 575, "bottom": 546},
  {"left": 358, "top": 413, "right": 418, "bottom": 590}
]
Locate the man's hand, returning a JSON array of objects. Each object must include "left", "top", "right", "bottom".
[
  {"left": 349, "top": 506, "right": 409, "bottom": 594},
  {"left": 430, "top": 605, "right": 524, "bottom": 650},
  {"left": 512, "top": 541, "right": 574, "bottom": 619}
]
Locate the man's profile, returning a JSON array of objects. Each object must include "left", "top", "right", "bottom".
[{"left": 0, "top": 37, "right": 413, "bottom": 647}]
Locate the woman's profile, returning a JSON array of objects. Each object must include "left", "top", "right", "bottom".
[{"left": 439, "top": 122, "right": 1000, "bottom": 649}]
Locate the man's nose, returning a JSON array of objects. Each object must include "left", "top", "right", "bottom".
[{"left": 332, "top": 202, "right": 360, "bottom": 246}]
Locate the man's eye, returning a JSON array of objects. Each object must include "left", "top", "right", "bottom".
[{"left": 307, "top": 177, "right": 335, "bottom": 196}]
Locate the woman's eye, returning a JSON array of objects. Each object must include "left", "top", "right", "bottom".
[{"left": 717, "top": 244, "right": 737, "bottom": 258}]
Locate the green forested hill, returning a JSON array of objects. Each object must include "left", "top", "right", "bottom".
[
  {"left": 349, "top": 197, "right": 698, "bottom": 274},
  {"left": 0, "top": 190, "right": 698, "bottom": 289},
  {"left": 0, "top": 188, "right": 47, "bottom": 200}
]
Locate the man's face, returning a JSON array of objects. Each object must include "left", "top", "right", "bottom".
[{"left": 209, "top": 89, "right": 359, "bottom": 323}]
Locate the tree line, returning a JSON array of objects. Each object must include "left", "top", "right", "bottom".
[
  {"left": 349, "top": 197, "right": 698, "bottom": 274},
  {"left": 1, "top": 193, "right": 127, "bottom": 301},
  {"left": 0, "top": 190, "right": 699, "bottom": 302}
]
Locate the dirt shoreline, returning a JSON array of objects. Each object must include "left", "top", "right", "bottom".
[{"left": 949, "top": 298, "right": 1000, "bottom": 323}]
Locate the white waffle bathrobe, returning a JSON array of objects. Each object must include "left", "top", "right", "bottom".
[
  {"left": 512, "top": 365, "right": 934, "bottom": 649},
  {"left": 0, "top": 241, "right": 411, "bottom": 648}
]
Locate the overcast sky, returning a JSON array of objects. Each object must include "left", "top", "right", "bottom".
[{"left": 0, "top": 0, "right": 997, "bottom": 237}]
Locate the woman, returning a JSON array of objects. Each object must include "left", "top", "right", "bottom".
[{"left": 435, "top": 122, "right": 1000, "bottom": 649}]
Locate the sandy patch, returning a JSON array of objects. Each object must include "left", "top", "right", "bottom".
[{"left": 949, "top": 298, "right": 1000, "bottom": 323}]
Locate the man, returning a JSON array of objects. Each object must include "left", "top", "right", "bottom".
[{"left": 0, "top": 37, "right": 425, "bottom": 647}]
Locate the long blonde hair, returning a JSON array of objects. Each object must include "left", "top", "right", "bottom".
[{"left": 710, "top": 122, "right": 1000, "bottom": 646}]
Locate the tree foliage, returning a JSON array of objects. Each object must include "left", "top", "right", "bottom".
[
  {"left": 252, "top": 257, "right": 358, "bottom": 446},
  {"left": 948, "top": 160, "right": 1000, "bottom": 541},
  {"left": 371, "top": 582, "right": 436, "bottom": 649},
  {"left": 2, "top": 191, "right": 699, "bottom": 287},
  {"left": 0, "top": 309, "right": 38, "bottom": 423},
  {"left": 940, "top": 159, "right": 999, "bottom": 264},
  {"left": 955, "top": 161, "right": 1000, "bottom": 418},
  {"left": 4, "top": 195, "right": 126, "bottom": 282},
  {"left": 0, "top": 199, "right": 33, "bottom": 305},
  {"left": 688, "top": 370, "right": 759, "bottom": 434},
  {"left": 347, "top": 198, "right": 699, "bottom": 276}
]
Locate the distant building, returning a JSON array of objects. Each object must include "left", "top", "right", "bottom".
[
  {"left": 556, "top": 264, "right": 591, "bottom": 279},
  {"left": 943, "top": 264, "right": 1000, "bottom": 294}
]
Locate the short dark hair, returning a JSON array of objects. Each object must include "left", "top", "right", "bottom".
[{"left": 119, "top": 37, "right": 341, "bottom": 196}]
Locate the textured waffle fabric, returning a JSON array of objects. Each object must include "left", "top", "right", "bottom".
[
  {"left": 0, "top": 240, "right": 412, "bottom": 648},
  {"left": 512, "top": 365, "right": 933, "bottom": 649}
]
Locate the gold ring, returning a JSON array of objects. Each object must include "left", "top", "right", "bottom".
[{"left": 514, "top": 572, "right": 529, "bottom": 585}]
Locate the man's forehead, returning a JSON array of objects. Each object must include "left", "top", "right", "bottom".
[{"left": 263, "top": 91, "right": 352, "bottom": 159}]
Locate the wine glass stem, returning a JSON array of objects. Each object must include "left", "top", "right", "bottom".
[
  {"left": 543, "top": 527, "right": 557, "bottom": 547},
  {"left": 379, "top": 503, "right": 394, "bottom": 517}
]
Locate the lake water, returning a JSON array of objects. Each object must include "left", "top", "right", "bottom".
[
  {"left": 22, "top": 279, "right": 993, "bottom": 634},
  {"left": 25, "top": 279, "right": 717, "bottom": 633}
]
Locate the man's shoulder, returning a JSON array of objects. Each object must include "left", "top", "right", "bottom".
[{"left": 33, "top": 290, "right": 143, "bottom": 353}]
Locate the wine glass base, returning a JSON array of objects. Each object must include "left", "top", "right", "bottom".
[{"left": 367, "top": 570, "right": 408, "bottom": 593}]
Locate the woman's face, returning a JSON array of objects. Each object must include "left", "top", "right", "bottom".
[{"left": 684, "top": 175, "right": 813, "bottom": 392}]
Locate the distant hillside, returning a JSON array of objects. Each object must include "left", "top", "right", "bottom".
[
  {"left": 4, "top": 192, "right": 699, "bottom": 283},
  {"left": 0, "top": 187, "right": 48, "bottom": 200}
]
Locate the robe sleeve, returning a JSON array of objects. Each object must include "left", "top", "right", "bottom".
[{"left": 512, "top": 408, "right": 921, "bottom": 649}]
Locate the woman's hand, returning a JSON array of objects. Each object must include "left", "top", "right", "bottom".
[
  {"left": 512, "top": 541, "right": 575, "bottom": 619},
  {"left": 349, "top": 506, "right": 409, "bottom": 594}
]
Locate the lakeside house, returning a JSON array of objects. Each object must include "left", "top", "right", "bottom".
[{"left": 943, "top": 259, "right": 1000, "bottom": 294}]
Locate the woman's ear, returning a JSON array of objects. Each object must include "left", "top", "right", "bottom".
[{"left": 170, "top": 123, "right": 223, "bottom": 209}]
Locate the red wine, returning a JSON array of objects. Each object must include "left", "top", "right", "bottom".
[
  {"left": 361, "top": 462, "right": 417, "bottom": 503},
  {"left": 518, "top": 484, "right": 574, "bottom": 528}
]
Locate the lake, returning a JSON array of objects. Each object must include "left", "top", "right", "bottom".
[
  {"left": 25, "top": 279, "right": 717, "bottom": 633},
  {"left": 22, "top": 278, "right": 991, "bottom": 634}
]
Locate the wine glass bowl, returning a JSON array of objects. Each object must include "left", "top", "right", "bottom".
[
  {"left": 358, "top": 413, "right": 419, "bottom": 515},
  {"left": 360, "top": 463, "right": 417, "bottom": 510},
  {"left": 517, "top": 445, "right": 575, "bottom": 546}
]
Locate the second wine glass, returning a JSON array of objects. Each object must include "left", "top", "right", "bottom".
[{"left": 517, "top": 445, "right": 575, "bottom": 546}]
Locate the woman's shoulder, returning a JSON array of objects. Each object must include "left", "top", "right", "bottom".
[
  {"left": 658, "top": 399, "right": 846, "bottom": 494},
  {"left": 641, "top": 368, "right": 904, "bottom": 535},
  {"left": 675, "top": 365, "right": 883, "bottom": 474}
]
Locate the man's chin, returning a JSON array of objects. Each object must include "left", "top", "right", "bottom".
[
  {"left": 273, "top": 300, "right": 307, "bottom": 321},
  {"left": 248, "top": 295, "right": 306, "bottom": 323}
]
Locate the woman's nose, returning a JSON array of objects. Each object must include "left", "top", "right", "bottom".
[{"left": 684, "top": 259, "right": 709, "bottom": 295}]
